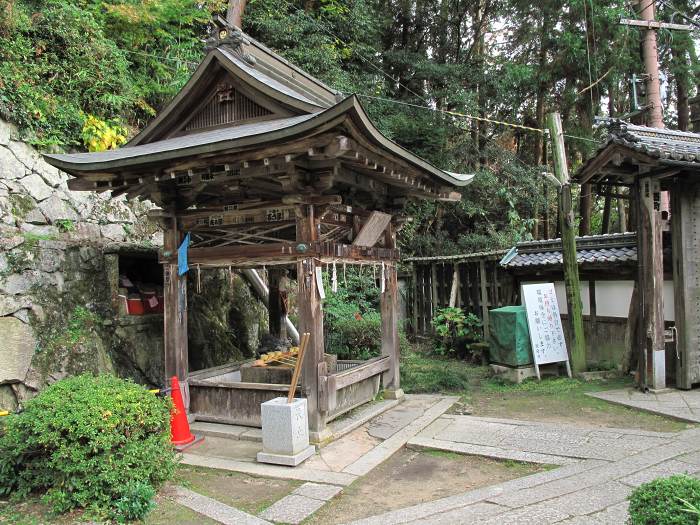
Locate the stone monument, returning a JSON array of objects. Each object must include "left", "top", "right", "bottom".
[{"left": 257, "top": 397, "right": 315, "bottom": 466}]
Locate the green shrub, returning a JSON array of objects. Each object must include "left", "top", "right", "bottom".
[
  {"left": 431, "top": 307, "right": 482, "bottom": 358},
  {"left": 628, "top": 475, "right": 700, "bottom": 525},
  {"left": 400, "top": 351, "right": 485, "bottom": 393},
  {"left": 0, "top": 374, "right": 175, "bottom": 520},
  {"left": 111, "top": 481, "right": 156, "bottom": 523}
]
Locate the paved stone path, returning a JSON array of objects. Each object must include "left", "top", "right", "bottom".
[
  {"left": 409, "top": 415, "right": 675, "bottom": 464},
  {"left": 259, "top": 482, "right": 343, "bottom": 524},
  {"left": 589, "top": 388, "right": 700, "bottom": 423},
  {"left": 344, "top": 419, "right": 700, "bottom": 524},
  {"left": 173, "top": 486, "right": 272, "bottom": 525}
]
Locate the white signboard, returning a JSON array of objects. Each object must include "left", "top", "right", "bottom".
[{"left": 522, "top": 283, "right": 571, "bottom": 378}]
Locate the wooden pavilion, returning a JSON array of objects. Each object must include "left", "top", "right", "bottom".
[{"left": 44, "top": 19, "right": 472, "bottom": 441}]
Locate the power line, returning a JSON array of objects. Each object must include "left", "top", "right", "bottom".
[{"left": 659, "top": 0, "right": 700, "bottom": 29}]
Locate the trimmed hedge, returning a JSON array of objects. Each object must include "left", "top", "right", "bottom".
[
  {"left": 0, "top": 374, "right": 175, "bottom": 521},
  {"left": 628, "top": 474, "right": 700, "bottom": 525}
]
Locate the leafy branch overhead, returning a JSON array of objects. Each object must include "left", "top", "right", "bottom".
[{"left": 0, "top": 0, "right": 697, "bottom": 255}]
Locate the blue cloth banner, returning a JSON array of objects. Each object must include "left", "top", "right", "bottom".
[{"left": 177, "top": 233, "right": 190, "bottom": 276}]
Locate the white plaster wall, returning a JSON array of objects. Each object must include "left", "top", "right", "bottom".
[{"left": 522, "top": 278, "right": 675, "bottom": 321}]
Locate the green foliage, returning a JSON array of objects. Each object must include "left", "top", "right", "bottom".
[
  {"left": 431, "top": 307, "right": 482, "bottom": 357},
  {"left": 111, "top": 481, "right": 157, "bottom": 523},
  {"left": 54, "top": 218, "right": 75, "bottom": 232},
  {"left": 400, "top": 350, "right": 486, "bottom": 393},
  {"left": 322, "top": 267, "right": 408, "bottom": 360},
  {"left": 628, "top": 475, "right": 700, "bottom": 525},
  {"left": 327, "top": 311, "right": 382, "bottom": 360},
  {"left": 0, "top": 374, "right": 175, "bottom": 519},
  {"left": 81, "top": 113, "right": 127, "bottom": 152},
  {"left": 323, "top": 267, "right": 379, "bottom": 359},
  {"left": 0, "top": 0, "right": 223, "bottom": 146}
]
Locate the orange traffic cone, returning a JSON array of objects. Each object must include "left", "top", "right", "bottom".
[{"left": 170, "top": 376, "right": 197, "bottom": 448}]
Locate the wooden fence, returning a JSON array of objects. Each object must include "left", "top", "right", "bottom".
[{"left": 405, "top": 250, "right": 515, "bottom": 337}]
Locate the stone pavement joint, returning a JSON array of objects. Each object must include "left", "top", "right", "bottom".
[
  {"left": 344, "top": 411, "right": 700, "bottom": 525},
  {"left": 259, "top": 482, "right": 343, "bottom": 524},
  {"left": 407, "top": 435, "right": 578, "bottom": 466},
  {"left": 173, "top": 486, "right": 271, "bottom": 525},
  {"left": 342, "top": 396, "right": 458, "bottom": 476},
  {"left": 181, "top": 452, "right": 358, "bottom": 486},
  {"left": 588, "top": 388, "right": 700, "bottom": 423},
  {"left": 259, "top": 494, "right": 326, "bottom": 524}
]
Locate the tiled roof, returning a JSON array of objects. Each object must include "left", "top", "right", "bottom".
[
  {"left": 575, "top": 120, "right": 700, "bottom": 182},
  {"left": 501, "top": 232, "right": 637, "bottom": 269},
  {"left": 404, "top": 249, "right": 507, "bottom": 263},
  {"left": 603, "top": 120, "right": 700, "bottom": 163}
]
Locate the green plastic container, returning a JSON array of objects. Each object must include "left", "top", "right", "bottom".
[{"left": 488, "top": 306, "right": 533, "bottom": 367}]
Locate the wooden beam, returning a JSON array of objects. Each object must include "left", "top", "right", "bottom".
[
  {"left": 163, "top": 215, "right": 189, "bottom": 409},
  {"left": 268, "top": 268, "right": 287, "bottom": 340},
  {"left": 296, "top": 205, "right": 329, "bottom": 443},
  {"left": 637, "top": 175, "right": 665, "bottom": 390},
  {"left": 479, "top": 260, "right": 490, "bottom": 341},
  {"left": 380, "top": 224, "right": 401, "bottom": 396},
  {"left": 352, "top": 211, "right": 392, "bottom": 247}
]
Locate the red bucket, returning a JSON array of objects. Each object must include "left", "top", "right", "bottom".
[{"left": 127, "top": 297, "right": 145, "bottom": 315}]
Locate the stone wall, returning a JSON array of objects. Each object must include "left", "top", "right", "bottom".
[
  {"left": 0, "top": 118, "right": 164, "bottom": 410},
  {"left": 0, "top": 119, "right": 268, "bottom": 411}
]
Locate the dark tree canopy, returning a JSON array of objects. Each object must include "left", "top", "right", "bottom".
[{"left": 1, "top": 0, "right": 697, "bottom": 254}]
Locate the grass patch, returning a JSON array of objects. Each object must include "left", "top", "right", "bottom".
[
  {"left": 421, "top": 449, "right": 463, "bottom": 460},
  {"left": 400, "top": 350, "right": 488, "bottom": 393},
  {"left": 175, "top": 465, "right": 301, "bottom": 515},
  {"left": 401, "top": 347, "right": 692, "bottom": 433}
]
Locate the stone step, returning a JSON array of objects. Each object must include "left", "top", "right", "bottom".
[{"left": 191, "top": 420, "right": 262, "bottom": 442}]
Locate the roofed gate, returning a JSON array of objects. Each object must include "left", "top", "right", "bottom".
[
  {"left": 577, "top": 121, "right": 700, "bottom": 390},
  {"left": 44, "top": 19, "right": 471, "bottom": 441}
]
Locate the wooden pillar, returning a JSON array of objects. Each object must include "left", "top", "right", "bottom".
[
  {"left": 296, "top": 205, "right": 329, "bottom": 443},
  {"left": 637, "top": 176, "right": 666, "bottom": 390},
  {"left": 163, "top": 217, "right": 189, "bottom": 409},
  {"left": 449, "top": 263, "right": 460, "bottom": 308},
  {"left": 268, "top": 268, "right": 287, "bottom": 340},
  {"left": 479, "top": 259, "right": 490, "bottom": 341},
  {"left": 381, "top": 224, "right": 402, "bottom": 399},
  {"left": 411, "top": 263, "right": 419, "bottom": 335},
  {"left": 671, "top": 178, "right": 700, "bottom": 389},
  {"left": 602, "top": 194, "right": 612, "bottom": 234},
  {"left": 430, "top": 263, "right": 439, "bottom": 319}
]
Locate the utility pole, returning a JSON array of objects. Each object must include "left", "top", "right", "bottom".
[
  {"left": 639, "top": 0, "right": 664, "bottom": 128},
  {"left": 620, "top": 3, "right": 693, "bottom": 128},
  {"left": 547, "top": 113, "right": 587, "bottom": 373}
]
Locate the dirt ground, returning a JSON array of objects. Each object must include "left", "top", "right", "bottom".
[
  {"left": 170, "top": 465, "right": 302, "bottom": 516},
  {"left": 460, "top": 377, "right": 692, "bottom": 433},
  {"left": 306, "top": 448, "right": 549, "bottom": 525}
]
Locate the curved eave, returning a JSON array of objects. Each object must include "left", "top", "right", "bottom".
[
  {"left": 128, "top": 49, "right": 326, "bottom": 147},
  {"left": 44, "top": 96, "right": 471, "bottom": 189}
]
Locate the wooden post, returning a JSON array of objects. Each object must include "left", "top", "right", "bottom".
[
  {"left": 296, "top": 205, "right": 329, "bottom": 443},
  {"left": 449, "top": 264, "right": 460, "bottom": 308},
  {"left": 380, "top": 224, "right": 403, "bottom": 399},
  {"left": 637, "top": 176, "right": 666, "bottom": 390},
  {"left": 479, "top": 259, "right": 490, "bottom": 341},
  {"left": 602, "top": 194, "right": 612, "bottom": 234},
  {"left": 268, "top": 268, "right": 287, "bottom": 340},
  {"left": 547, "top": 112, "right": 587, "bottom": 373},
  {"left": 622, "top": 280, "right": 640, "bottom": 374},
  {"left": 430, "top": 263, "right": 439, "bottom": 319},
  {"left": 411, "top": 263, "right": 419, "bottom": 335},
  {"left": 163, "top": 216, "right": 189, "bottom": 409},
  {"left": 671, "top": 178, "right": 700, "bottom": 389}
]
